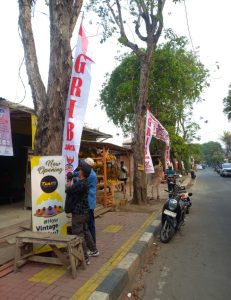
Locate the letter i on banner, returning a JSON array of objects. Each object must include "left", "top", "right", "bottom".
[{"left": 62, "top": 25, "right": 94, "bottom": 174}]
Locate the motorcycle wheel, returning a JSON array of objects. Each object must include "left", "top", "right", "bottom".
[{"left": 160, "top": 220, "right": 175, "bottom": 243}]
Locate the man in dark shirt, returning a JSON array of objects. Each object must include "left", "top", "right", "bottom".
[{"left": 65, "top": 161, "right": 97, "bottom": 265}]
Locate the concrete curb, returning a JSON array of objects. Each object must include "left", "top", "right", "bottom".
[
  {"left": 88, "top": 216, "right": 162, "bottom": 300},
  {"left": 88, "top": 176, "right": 193, "bottom": 300}
]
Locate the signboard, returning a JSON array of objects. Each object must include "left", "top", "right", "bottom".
[
  {"left": 0, "top": 106, "right": 13, "bottom": 156},
  {"left": 138, "top": 164, "right": 145, "bottom": 171},
  {"left": 31, "top": 114, "right": 37, "bottom": 150},
  {"left": 62, "top": 25, "right": 94, "bottom": 174},
  {"left": 31, "top": 156, "right": 67, "bottom": 235}
]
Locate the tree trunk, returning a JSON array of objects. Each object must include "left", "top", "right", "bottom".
[
  {"left": 132, "top": 49, "right": 154, "bottom": 204},
  {"left": 18, "top": 0, "right": 82, "bottom": 155}
]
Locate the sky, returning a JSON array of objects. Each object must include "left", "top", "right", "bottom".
[{"left": 0, "top": 0, "right": 231, "bottom": 146}]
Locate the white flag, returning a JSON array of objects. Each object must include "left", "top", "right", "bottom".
[{"left": 62, "top": 25, "right": 94, "bottom": 174}]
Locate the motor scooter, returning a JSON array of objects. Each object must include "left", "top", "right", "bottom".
[{"left": 160, "top": 188, "right": 190, "bottom": 243}]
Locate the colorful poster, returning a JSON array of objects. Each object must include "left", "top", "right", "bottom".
[
  {"left": 0, "top": 106, "right": 13, "bottom": 156},
  {"left": 62, "top": 25, "right": 94, "bottom": 174},
  {"left": 31, "top": 156, "right": 67, "bottom": 235}
]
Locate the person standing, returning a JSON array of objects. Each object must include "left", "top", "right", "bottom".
[
  {"left": 84, "top": 157, "right": 99, "bottom": 256},
  {"left": 151, "top": 159, "right": 163, "bottom": 200},
  {"left": 119, "top": 161, "right": 128, "bottom": 192},
  {"left": 65, "top": 161, "right": 97, "bottom": 265}
]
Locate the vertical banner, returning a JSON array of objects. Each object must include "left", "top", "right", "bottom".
[
  {"left": 145, "top": 109, "right": 155, "bottom": 173},
  {"left": 31, "top": 114, "right": 37, "bottom": 150},
  {"left": 31, "top": 156, "right": 67, "bottom": 235},
  {"left": 145, "top": 108, "right": 171, "bottom": 173},
  {"left": 0, "top": 106, "right": 13, "bottom": 156},
  {"left": 62, "top": 25, "right": 94, "bottom": 174}
]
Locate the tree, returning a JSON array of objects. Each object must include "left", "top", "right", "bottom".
[
  {"left": 223, "top": 84, "right": 231, "bottom": 121},
  {"left": 201, "top": 141, "right": 223, "bottom": 165},
  {"left": 99, "top": 32, "right": 208, "bottom": 175},
  {"left": 87, "top": 0, "right": 180, "bottom": 204},
  {"left": 220, "top": 131, "right": 231, "bottom": 161},
  {"left": 100, "top": 33, "right": 208, "bottom": 136},
  {"left": 18, "top": 0, "right": 83, "bottom": 155},
  {"left": 211, "top": 151, "right": 224, "bottom": 165}
]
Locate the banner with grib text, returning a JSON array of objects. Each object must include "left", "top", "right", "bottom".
[{"left": 62, "top": 25, "right": 94, "bottom": 174}]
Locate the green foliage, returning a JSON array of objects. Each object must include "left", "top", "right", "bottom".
[
  {"left": 100, "top": 33, "right": 209, "bottom": 140},
  {"left": 223, "top": 84, "right": 231, "bottom": 121},
  {"left": 201, "top": 141, "right": 223, "bottom": 165},
  {"left": 211, "top": 151, "right": 224, "bottom": 164},
  {"left": 188, "top": 143, "right": 203, "bottom": 163},
  {"left": 220, "top": 131, "right": 231, "bottom": 160}
]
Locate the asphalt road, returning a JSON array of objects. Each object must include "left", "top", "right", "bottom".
[{"left": 143, "top": 168, "right": 231, "bottom": 300}]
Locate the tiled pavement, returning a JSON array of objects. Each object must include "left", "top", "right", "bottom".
[
  {"left": 0, "top": 175, "right": 192, "bottom": 300},
  {"left": 0, "top": 209, "right": 161, "bottom": 300}
]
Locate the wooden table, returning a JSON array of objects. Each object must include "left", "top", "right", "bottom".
[{"left": 14, "top": 231, "right": 86, "bottom": 279}]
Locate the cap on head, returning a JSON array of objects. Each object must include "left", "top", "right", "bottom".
[{"left": 84, "top": 157, "right": 94, "bottom": 167}]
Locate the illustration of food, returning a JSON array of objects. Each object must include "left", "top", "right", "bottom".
[
  {"left": 36, "top": 209, "right": 42, "bottom": 216},
  {"left": 34, "top": 192, "right": 64, "bottom": 217},
  {"left": 47, "top": 206, "right": 56, "bottom": 215}
]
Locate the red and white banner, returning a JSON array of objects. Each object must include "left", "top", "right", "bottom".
[
  {"left": 145, "top": 109, "right": 155, "bottom": 173},
  {"left": 62, "top": 25, "right": 94, "bottom": 174},
  {"left": 145, "top": 109, "right": 170, "bottom": 173},
  {"left": 0, "top": 106, "right": 13, "bottom": 156}
]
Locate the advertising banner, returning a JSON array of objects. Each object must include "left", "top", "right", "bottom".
[
  {"left": 145, "top": 109, "right": 155, "bottom": 173},
  {"left": 62, "top": 25, "right": 94, "bottom": 174},
  {"left": 145, "top": 109, "right": 171, "bottom": 173},
  {"left": 31, "top": 156, "right": 67, "bottom": 235},
  {"left": 0, "top": 106, "right": 13, "bottom": 156}
]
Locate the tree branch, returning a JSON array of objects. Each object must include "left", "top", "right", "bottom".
[
  {"left": 154, "top": 0, "right": 165, "bottom": 42},
  {"left": 105, "top": 0, "right": 143, "bottom": 57},
  {"left": 135, "top": 14, "right": 147, "bottom": 42},
  {"left": 69, "top": 0, "right": 83, "bottom": 36},
  {"left": 18, "top": 0, "right": 46, "bottom": 113}
]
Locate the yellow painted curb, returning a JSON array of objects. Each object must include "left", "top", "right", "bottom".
[{"left": 71, "top": 211, "right": 158, "bottom": 300}]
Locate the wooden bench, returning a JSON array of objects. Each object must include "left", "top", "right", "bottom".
[{"left": 14, "top": 231, "right": 86, "bottom": 279}]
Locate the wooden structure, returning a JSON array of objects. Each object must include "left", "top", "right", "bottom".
[
  {"left": 14, "top": 231, "right": 86, "bottom": 279},
  {"left": 80, "top": 140, "right": 132, "bottom": 208}
]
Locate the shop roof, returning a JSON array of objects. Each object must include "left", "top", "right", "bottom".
[
  {"left": 0, "top": 97, "right": 34, "bottom": 121},
  {"left": 80, "top": 140, "right": 132, "bottom": 154},
  {"left": 0, "top": 97, "right": 112, "bottom": 140}
]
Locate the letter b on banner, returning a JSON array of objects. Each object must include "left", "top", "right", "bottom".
[{"left": 67, "top": 122, "right": 74, "bottom": 141}]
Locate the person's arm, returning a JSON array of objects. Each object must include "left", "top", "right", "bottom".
[
  {"left": 66, "top": 180, "right": 88, "bottom": 195},
  {"left": 88, "top": 173, "right": 97, "bottom": 198}
]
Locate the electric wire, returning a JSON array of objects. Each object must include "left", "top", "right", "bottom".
[{"left": 183, "top": 0, "right": 195, "bottom": 54}]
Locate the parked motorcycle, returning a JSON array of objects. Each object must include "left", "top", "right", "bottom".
[
  {"left": 160, "top": 191, "right": 187, "bottom": 243},
  {"left": 166, "top": 175, "right": 192, "bottom": 214},
  {"left": 190, "top": 170, "right": 196, "bottom": 179}
]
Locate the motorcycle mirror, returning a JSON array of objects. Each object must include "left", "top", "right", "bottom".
[{"left": 188, "top": 192, "right": 193, "bottom": 196}]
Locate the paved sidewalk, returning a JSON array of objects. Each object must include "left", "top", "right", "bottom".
[{"left": 0, "top": 175, "right": 192, "bottom": 300}]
